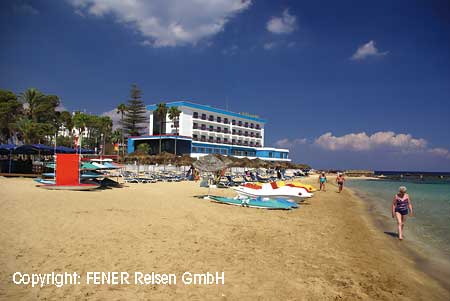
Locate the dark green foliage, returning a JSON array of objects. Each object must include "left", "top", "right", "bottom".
[
  {"left": 122, "top": 84, "right": 148, "bottom": 136},
  {"left": 0, "top": 89, "right": 23, "bottom": 143}
]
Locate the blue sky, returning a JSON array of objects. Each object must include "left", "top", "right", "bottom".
[{"left": 1, "top": 0, "right": 450, "bottom": 170}]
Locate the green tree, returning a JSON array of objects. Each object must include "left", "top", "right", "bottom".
[
  {"left": 136, "top": 143, "right": 150, "bottom": 154},
  {"left": 73, "top": 112, "right": 90, "bottom": 149},
  {"left": 122, "top": 84, "right": 148, "bottom": 137},
  {"left": 155, "top": 102, "right": 168, "bottom": 154},
  {"left": 168, "top": 106, "right": 181, "bottom": 155},
  {"left": 116, "top": 103, "right": 127, "bottom": 156},
  {"left": 0, "top": 90, "right": 23, "bottom": 143}
]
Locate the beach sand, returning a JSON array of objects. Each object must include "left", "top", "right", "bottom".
[{"left": 0, "top": 176, "right": 449, "bottom": 300}]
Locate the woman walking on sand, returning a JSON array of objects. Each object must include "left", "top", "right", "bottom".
[
  {"left": 318, "top": 172, "right": 327, "bottom": 191},
  {"left": 336, "top": 173, "right": 345, "bottom": 193},
  {"left": 392, "top": 186, "right": 414, "bottom": 240}
]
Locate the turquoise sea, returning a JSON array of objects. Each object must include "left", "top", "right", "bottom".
[{"left": 346, "top": 178, "right": 450, "bottom": 286}]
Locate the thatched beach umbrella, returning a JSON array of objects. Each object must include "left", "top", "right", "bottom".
[{"left": 193, "top": 154, "right": 229, "bottom": 197}]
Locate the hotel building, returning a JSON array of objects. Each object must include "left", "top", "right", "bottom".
[{"left": 127, "top": 101, "right": 290, "bottom": 162}]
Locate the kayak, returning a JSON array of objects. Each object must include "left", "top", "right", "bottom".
[{"left": 208, "top": 196, "right": 293, "bottom": 210}]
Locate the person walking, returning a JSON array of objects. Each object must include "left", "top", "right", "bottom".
[
  {"left": 318, "top": 172, "right": 327, "bottom": 191},
  {"left": 336, "top": 173, "right": 345, "bottom": 193},
  {"left": 392, "top": 186, "right": 414, "bottom": 240}
]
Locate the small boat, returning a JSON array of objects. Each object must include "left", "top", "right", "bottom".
[
  {"left": 208, "top": 196, "right": 293, "bottom": 210},
  {"left": 232, "top": 182, "right": 313, "bottom": 203},
  {"left": 39, "top": 183, "right": 100, "bottom": 191}
]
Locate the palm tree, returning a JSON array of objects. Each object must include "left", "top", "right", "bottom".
[
  {"left": 20, "top": 88, "right": 43, "bottom": 122},
  {"left": 116, "top": 103, "right": 127, "bottom": 156},
  {"left": 111, "top": 129, "right": 121, "bottom": 155},
  {"left": 155, "top": 103, "right": 168, "bottom": 154},
  {"left": 168, "top": 106, "right": 181, "bottom": 155}
]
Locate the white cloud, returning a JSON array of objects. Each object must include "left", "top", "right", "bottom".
[
  {"left": 275, "top": 138, "right": 307, "bottom": 148},
  {"left": 267, "top": 9, "right": 297, "bottom": 34},
  {"left": 351, "top": 40, "right": 388, "bottom": 60},
  {"left": 314, "top": 131, "right": 428, "bottom": 152},
  {"left": 101, "top": 108, "right": 123, "bottom": 131},
  {"left": 68, "top": 0, "right": 251, "bottom": 47},
  {"left": 263, "top": 42, "right": 276, "bottom": 50},
  {"left": 428, "top": 148, "right": 450, "bottom": 159},
  {"left": 13, "top": 3, "right": 39, "bottom": 15}
]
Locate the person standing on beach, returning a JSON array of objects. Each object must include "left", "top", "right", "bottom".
[
  {"left": 318, "top": 172, "right": 327, "bottom": 191},
  {"left": 336, "top": 173, "right": 345, "bottom": 193},
  {"left": 392, "top": 186, "right": 414, "bottom": 240}
]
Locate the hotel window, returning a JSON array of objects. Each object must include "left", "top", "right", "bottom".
[
  {"left": 216, "top": 127, "right": 221, "bottom": 133},
  {"left": 224, "top": 138, "right": 228, "bottom": 144},
  {"left": 214, "top": 148, "right": 220, "bottom": 154},
  {"left": 224, "top": 128, "right": 228, "bottom": 133},
  {"left": 256, "top": 124, "right": 260, "bottom": 129},
  {"left": 232, "top": 139, "right": 236, "bottom": 144},
  {"left": 224, "top": 118, "right": 229, "bottom": 124},
  {"left": 238, "top": 130, "right": 242, "bottom": 135},
  {"left": 238, "top": 140, "right": 242, "bottom": 145},
  {"left": 208, "top": 136, "right": 214, "bottom": 142},
  {"left": 192, "top": 147, "right": 198, "bottom": 153},
  {"left": 201, "top": 124, "right": 206, "bottom": 130},
  {"left": 238, "top": 121, "right": 242, "bottom": 126},
  {"left": 193, "top": 123, "right": 198, "bottom": 129},
  {"left": 209, "top": 125, "right": 214, "bottom": 132},
  {"left": 269, "top": 152, "right": 273, "bottom": 158},
  {"left": 232, "top": 119, "right": 236, "bottom": 125},
  {"left": 216, "top": 137, "right": 221, "bottom": 143},
  {"left": 201, "top": 135, "right": 206, "bottom": 141},
  {"left": 193, "top": 112, "right": 198, "bottom": 118},
  {"left": 250, "top": 132, "right": 254, "bottom": 137},
  {"left": 244, "top": 131, "right": 248, "bottom": 136},
  {"left": 250, "top": 123, "right": 254, "bottom": 128},
  {"left": 250, "top": 142, "right": 254, "bottom": 146},
  {"left": 201, "top": 113, "right": 206, "bottom": 120},
  {"left": 209, "top": 115, "right": 214, "bottom": 121},
  {"left": 221, "top": 149, "right": 227, "bottom": 155},
  {"left": 193, "top": 134, "right": 198, "bottom": 140},
  {"left": 217, "top": 116, "right": 221, "bottom": 122},
  {"left": 207, "top": 148, "right": 213, "bottom": 153},
  {"left": 232, "top": 129, "right": 236, "bottom": 135},
  {"left": 244, "top": 122, "right": 248, "bottom": 128},
  {"left": 199, "top": 147, "right": 205, "bottom": 153}
]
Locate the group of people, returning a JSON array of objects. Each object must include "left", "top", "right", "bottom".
[
  {"left": 317, "top": 172, "right": 414, "bottom": 240},
  {"left": 317, "top": 172, "right": 345, "bottom": 193}
]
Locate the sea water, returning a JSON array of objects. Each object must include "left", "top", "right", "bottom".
[{"left": 346, "top": 178, "right": 450, "bottom": 284}]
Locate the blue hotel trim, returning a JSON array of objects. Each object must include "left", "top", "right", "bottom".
[
  {"left": 128, "top": 137, "right": 288, "bottom": 159},
  {"left": 146, "top": 101, "right": 267, "bottom": 123}
]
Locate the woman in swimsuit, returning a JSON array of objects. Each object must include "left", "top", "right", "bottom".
[
  {"left": 336, "top": 173, "right": 345, "bottom": 193},
  {"left": 391, "top": 186, "right": 414, "bottom": 240},
  {"left": 318, "top": 172, "right": 327, "bottom": 191}
]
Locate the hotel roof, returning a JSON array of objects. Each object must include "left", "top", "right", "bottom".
[{"left": 146, "top": 101, "right": 267, "bottom": 123}]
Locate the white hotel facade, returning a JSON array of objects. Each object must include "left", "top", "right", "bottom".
[{"left": 127, "top": 101, "right": 290, "bottom": 162}]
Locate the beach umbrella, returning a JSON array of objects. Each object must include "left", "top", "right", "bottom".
[
  {"left": 193, "top": 154, "right": 229, "bottom": 197},
  {"left": 193, "top": 154, "right": 228, "bottom": 172}
]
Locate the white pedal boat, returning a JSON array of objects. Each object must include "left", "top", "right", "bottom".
[{"left": 232, "top": 182, "right": 313, "bottom": 203}]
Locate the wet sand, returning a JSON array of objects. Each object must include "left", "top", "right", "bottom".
[{"left": 0, "top": 176, "right": 449, "bottom": 300}]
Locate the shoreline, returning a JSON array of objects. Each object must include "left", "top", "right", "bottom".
[
  {"left": 345, "top": 180, "right": 450, "bottom": 292},
  {"left": 0, "top": 176, "right": 449, "bottom": 299}
]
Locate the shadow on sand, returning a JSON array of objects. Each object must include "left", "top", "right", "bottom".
[{"left": 384, "top": 231, "right": 399, "bottom": 238}]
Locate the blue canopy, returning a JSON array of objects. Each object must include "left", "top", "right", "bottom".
[
  {"left": 13, "top": 144, "right": 54, "bottom": 155},
  {"left": 55, "top": 146, "right": 76, "bottom": 153},
  {"left": 11, "top": 144, "right": 94, "bottom": 155},
  {"left": 0, "top": 144, "right": 16, "bottom": 154}
]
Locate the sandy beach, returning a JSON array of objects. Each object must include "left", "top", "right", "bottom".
[{"left": 0, "top": 176, "right": 449, "bottom": 300}]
